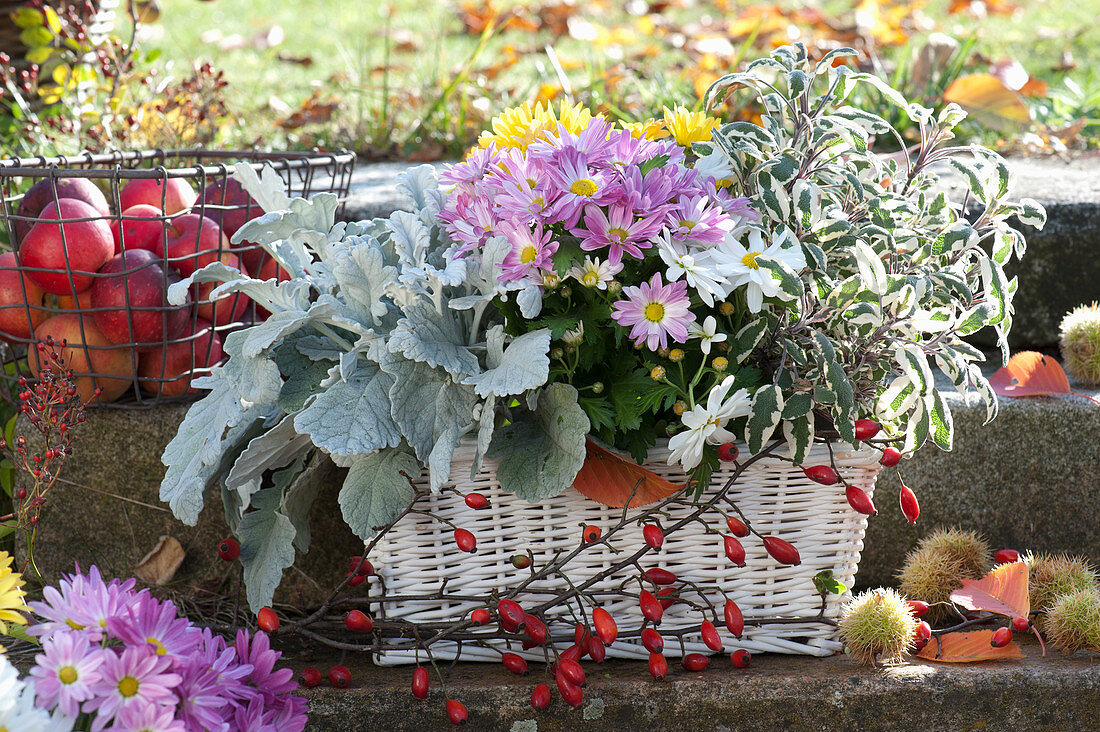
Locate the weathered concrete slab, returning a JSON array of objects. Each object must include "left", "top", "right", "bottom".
[
  {"left": 295, "top": 637, "right": 1100, "bottom": 731},
  {"left": 341, "top": 156, "right": 1100, "bottom": 348},
  {"left": 858, "top": 370, "right": 1100, "bottom": 590},
  {"left": 15, "top": 405, "right": 362, "bottom": 608}
]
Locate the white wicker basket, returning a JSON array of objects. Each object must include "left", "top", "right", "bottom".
[{"left": 369, "top": 439, "right": 881, "bottom": 665}]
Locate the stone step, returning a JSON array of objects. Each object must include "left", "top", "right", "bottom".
[
  {"left": 296, "top": 637, "right": 1099, "bottom": 731},
  {"left": 340, "top": 155, "right": 1100, "bottom": 348}
]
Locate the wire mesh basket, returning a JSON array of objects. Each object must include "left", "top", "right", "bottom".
[{"left": 0, "top": 148, "right": 355, "bottom": 406}]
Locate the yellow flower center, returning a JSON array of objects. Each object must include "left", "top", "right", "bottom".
[
  {"left": 608, "top": 227, "right": 629, "bottom": 241},
  {"left": 147, "top": 636, "right": 168, "bottom": 655},
  {"left": 741, "top": 252, "right": 761, "bottom": 269},
  {"left": 716, "top": 179, "right": 733, "bottom": 190},
  {"left": 519, "top": 245, "right": 538, "bottom": 264},
  {"left": 679, "top": 219, "right": 696, "bottom": 231},
  {"left": 66, "top": 619, "right": 86, "bottom": 630},
  {"left": 643, "top": 302, "right": 665, "bottom": 323},
  {"left": 570, "top": 178, "right": 598, "bottom": 196},
  {"left": 118, "top": 675, "right": 139, "bottom": 698},
  {"left": 58, "top": 665, "right": 78, "bottom": 685},
  {"left": 581, "top": 272, "right": 599, "bottom": 287},
  {"left": 526, "top": 177, "right": 538, "bottom": 188}
]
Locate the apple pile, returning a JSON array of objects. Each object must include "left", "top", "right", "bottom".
[{"left": 1, "top": 174, "right": 280, "bottom": 402}]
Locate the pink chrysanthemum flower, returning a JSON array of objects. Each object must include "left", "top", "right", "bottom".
[
  {"left": 111, "top": 701, "right": 185, "bottom": 732},
  {"left": 85, "top": 646, "right": 181, "bottom": 732},
  {"left": 665, "top": 193, "right": 733, "bottom": 245},
  {"left": 575, "top": 203, "right": 664, "bottom": 266},
  {"left": 107, "top": 594, "right": 200, "bottom": 660},
  {"left": 440, "top": 142, "right": 500, "bottom": 188},
  {"left": 232, "top": 630, "right": 298, "bottom": 707},
  {"left": 443, "top": 195, "right": 499, "bottom": 256},
  {"left": 611, "top": 272, "right": 696, "bottom": 351},
  {"left": 175, "top": 629, "right": 252, "bottom": 732},
  {"left": 530, "top": 117, "right": 617, "bottom": 167},
  {"left": 29, "top": 631, "right": 102, "bottom": 718},
  {"left": 499, "top": 220, "right": 557, "bottom": 282},
  {"left": 29, "top": 566, "right": 138, "bottom": 642},
  {"left": 544, "top": 148, "right": 616, "bottom": 228},
  {"left": 493, "top": 148, "right": 552, "bottom": 222}
]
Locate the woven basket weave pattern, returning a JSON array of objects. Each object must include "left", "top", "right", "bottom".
[{"left": 371, "top": 440, "right": 880, "bottom": 665}]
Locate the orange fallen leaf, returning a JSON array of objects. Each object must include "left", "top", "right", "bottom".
[
  {"left": 942, "top": 73, "right": 1032, "bottom": 133},
  {"left": 989, "top": 351, "right": 1070, "bottom": 398},
  {"left": 916, "top": 630, "right": 1024, "bottom": 662},
  {"left": 573, "top": 438, "right": 684, "bottom": 508},
  {"left": 951, "top": 561, "right": 1029, "bottom": 618}
]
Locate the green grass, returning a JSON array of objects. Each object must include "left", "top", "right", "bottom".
[{"left": 147, "top": 0, "right": 1100, "bottom": 156}]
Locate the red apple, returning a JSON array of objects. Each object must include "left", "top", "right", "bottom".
[
  {"left": 119, "top": 177, "right": 197, "bottom": 215},
  {"left": 196, "top": 255, "right": 251, "bottom": 326},
  {"left": 138, "top": 318, "right": 224, "bottom": 396},
  {"left": 109, "top": 204, "right": 166, "bottom": 255},
  {"left": 20, "top": 199, "right": 115, "bottom": 295},
  {"left": 154, "top": 214, "right": 251, "bottom": 325},
  {"left": 31, "top": 313, "right": 135, "bottom": 403},
  {"left": 14, "top": 177, "right": 109, "bottom": 245},
  {"left": 257, "top": 257, "right": 291, "bottom": 283},
  {"left": 0, "top": 252, "right": 48, "bottom": 342},
  {"left": 201, "top": 178, "right": 266, "bottom": 273},
  {"left": 90, "top": 249, "right": 191, "bottom": 348}
]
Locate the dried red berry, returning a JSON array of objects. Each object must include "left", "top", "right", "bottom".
[
  {"left": 531, "top": 683, "right": 551, "bottom": 710},
  {"left": 700, "top": 620, "right": 723, "bottom": 651},
  {"left": 412, "top": 666, "right": 429, "bottom": 700},
  {"left": 454, "top": 528, "right": 476, "bottom": 553},
  {"left": 644, "top": 567, "right": 677, "bottom": 585},
  {"left": 446, "top": 699, "right": 468, "bottom": 725},
  {"left": 803, "top": 464, "right": 838, "bottom": 485},
  {"left": 1011, "top": 616, "right": 1031, "bottom": 633},
  {"left": 524, "top": 615, "right": 548, "bottom": 645},
  {"left": 348, "top": 574, "right": 366, "bottom": 587},
  {"left": 880, "top": 447, "right": 902, "bottom": 467},
  {"left": 845, "top": 485, "right": 876, "bottom": 515},
  {"left": 995, "top": 549, "right": 1020, "bottom": 564},
  {"left": 329, "top": 665, "right": 350, "bottom": 688},
  {"left": 641, "top": 627, "right": 664, "bottom": 653},
  {"left": 991, "top": 627, "right": 1013, "bottom": 648},
  {"left": 556, "top": 674, "right": 583, "bottom": 707},
  {"left": 725, "top": 515, "right": 750, "bottom": 537},
  {"left": 762, "top": 536, "right": 801, "bottom": 566},
  {"left": 511, "top": 554, "right": 531, "bottom": 569},
  {"left": 559, "top": 644, "right": 583, "bottom": 663},
  {"left": 497, "top": 600, "right": 525, "bottom": 632},
  {"left": 502, "top": 652, "right": 528, "bottom": 675},
  {"left": 912, "top": 621, "right": 932, "bottom": 652},
  {"left": 656, "top": 587, "right": 679, "bottom": 609},
  {"left": 587, "top": 636, "right": 606, "bottom": 662},
  {"left": 573, "top": 623, "right": 589, "bottom": 646},
  {"left": 640, "top": 590, "right": 664, "bottom": 624},
  {"left": 724, "top": 535, "right": 746, "bottom": 566},
  {"left": 730, "top": 649, "right": 752, "bottom": 668},
  {"left": 906, "top": 600, "right": 930, "bottom": 618},
  {"left": 643, "top": 523, "right": 664, "bottom": 549},
  {"left": 682, "top": 653, "right": 710, "bottom": 671},
  {"left": 344, "top": 610, "right": 373, "bottom": 633},
  {"left": 583, "top": 525, "right": 602, "bottom": 542},
  {"left": 256, "top": 607, "right": 279, "bottom": 633},
  {"left": 347, "top": 556, "right": 375, "bottom": 576},
  {"left": 464, "top": 492, "right": 489, "bottom": 509},
  {"left": 724, "top": 599, "right": 744, "bottom": 638},
  {"left": 899, "top": 484, "right": 920, "bottom": 525},
  {"left": 648, "top": 652, "right": 668, "bottom": 680},
  {"left": 854, "top": 419, "right": 880, "bottom": 441},
  {"left": 217, "top": 538, "right": 240, "bottom": 561},
  {"left": 717, "top": 442, "right": 739, "bottom": 461},
  {"left": 557, "top": 658, "right": 585, "bottom": 687},
  {"left": 593, "top": 607, "right": 617, "bottom": 644},
  {"left": 302, "top": 667, "right": 322, "bottom": 687},
  {"left": 470, "top": 608, "right": 491, "bottom": 625}
]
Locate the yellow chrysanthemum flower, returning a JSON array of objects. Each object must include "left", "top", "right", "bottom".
[
  {"left": 621, "top": 118, "right": 667, "bottom": 140},
  {"left": 0, "top": 552, "right": 28, "bottom": 640},
  {"left": 478, "top": 100, "right": 597, "bottom": 152},
  {"left": 661, "top": 106, "right": 720, "bottom": 147}
]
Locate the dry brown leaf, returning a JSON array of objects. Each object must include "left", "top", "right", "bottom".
[
  {"left": 134, "top": 535, "right": 185, "bottom": 586},
  {"left": 942, "top": 73, "right": 1031, "bottom": 132},
  {"left": 277, "top": 91, "right": 340, "bottom": 130}
]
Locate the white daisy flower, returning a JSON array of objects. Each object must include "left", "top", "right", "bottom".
[
  {"left": 688, "top": 315, "right": 727, "bottom": 355},
  {"left": 667, "top": 376, "right": 752, "bottom": 471},
  {"left": 711, "top": 228, "right": 807, "bottom": 313},
  {"left": 568, "top": 256, "right": 622, "bottom": 290},
  {"left": 656, "top": 232, "right": 730, "bottom": 307}
]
